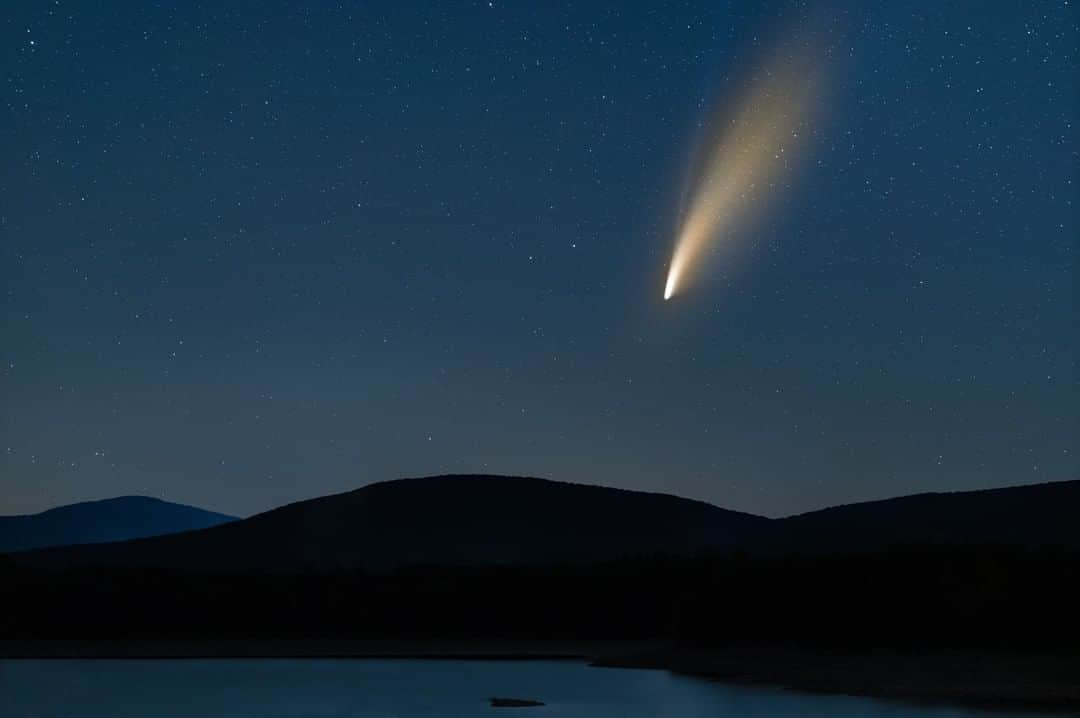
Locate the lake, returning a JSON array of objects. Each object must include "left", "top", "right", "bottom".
[{"left": 0, "top": 658, "right": 1043, "bottom": 717}]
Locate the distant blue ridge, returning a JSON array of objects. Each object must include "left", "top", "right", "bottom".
[{"left": 0, "top": 496, "right": 237, "bottom": 553}]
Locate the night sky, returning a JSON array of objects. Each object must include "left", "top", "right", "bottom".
[{"left": 2, "top": 1, "right": 1075, "bottom": 518}]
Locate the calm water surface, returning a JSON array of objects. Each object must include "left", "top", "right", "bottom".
[{"left": 0, "top": 659, "right": 1042, "bottom": 717}]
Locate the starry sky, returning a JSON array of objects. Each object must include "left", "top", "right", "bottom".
[{"left": 2, "top": 1, "right": 1075, "bottom": 518}]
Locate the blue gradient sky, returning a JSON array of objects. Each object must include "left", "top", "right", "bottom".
[{"left": 2, "top": 1, "right": 1075, "bottom": 517}]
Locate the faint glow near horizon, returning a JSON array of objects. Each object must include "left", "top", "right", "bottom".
[{"left": 663, "top": 46, "right": 824, "bottom": 300}]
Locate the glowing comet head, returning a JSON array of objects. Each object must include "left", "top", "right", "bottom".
[{"left": 661, "top": 36, "right": 826, "bottom": 301}]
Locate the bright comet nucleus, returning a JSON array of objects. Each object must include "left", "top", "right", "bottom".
[{"left": 663, "top": 40, "right": 825, "bottom": 300}]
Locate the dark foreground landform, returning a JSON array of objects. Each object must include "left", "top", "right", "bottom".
[
  {"left": 4, "top": 544, "right": 1079, "bottom": 712},
  {"left": 5, "top": 545, "right": 1076, "bottom": 649}
]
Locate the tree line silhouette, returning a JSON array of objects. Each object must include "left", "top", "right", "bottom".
[{"left": 3, "top": 544, "right": 1077, "bottom": 652}]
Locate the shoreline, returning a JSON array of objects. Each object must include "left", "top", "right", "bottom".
[
  {"left": 595, "top": 645, "right": 1080, "bottom": 714},
  {"left": 2, "top": 640, "right": 1078, "bottom": 713},
  {"left": 0, "top": 638, "right": 629, "bottom": 660}
]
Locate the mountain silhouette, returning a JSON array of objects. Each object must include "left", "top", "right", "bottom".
[
  {"left": 9, "top": 476, "right": 1078, "bottom": 571},
  {"left": 772, "top": 478, "right": 1080, "bottom": 553},
  {"left": 0, "top": 496, "right": 237, "bottom": 553},
  {"left": 10, "top": 475, "right": 768, "bottom": 571}
]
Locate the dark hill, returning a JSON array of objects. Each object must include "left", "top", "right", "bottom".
[
  {"left": 10, "top": 477, "right": 1078, "bottom": 571},
  {"left": 772, "top": 479, "right": 1080, "bottom": 553},
  {"left": 0, "top": 496, "right": 237, "bottom": 553},
  {"left": 12, "top": 475, "right": 771, "bottom": 571}
]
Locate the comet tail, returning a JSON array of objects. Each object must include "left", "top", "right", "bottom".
[{"left": 663, "top": 43, "right": 824, "bottom": 300}]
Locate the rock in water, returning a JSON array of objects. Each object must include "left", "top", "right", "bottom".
[{"left": 490, "top": 697, "right": 545, "bottom": 708}]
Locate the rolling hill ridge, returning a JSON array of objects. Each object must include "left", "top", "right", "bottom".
[{"left": 9, "top": 476, "right": 1078, "bottom": 570}]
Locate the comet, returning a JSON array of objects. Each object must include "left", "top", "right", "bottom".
[{"left": 663, "top": 40, "right": 825, "bottom": 300}]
